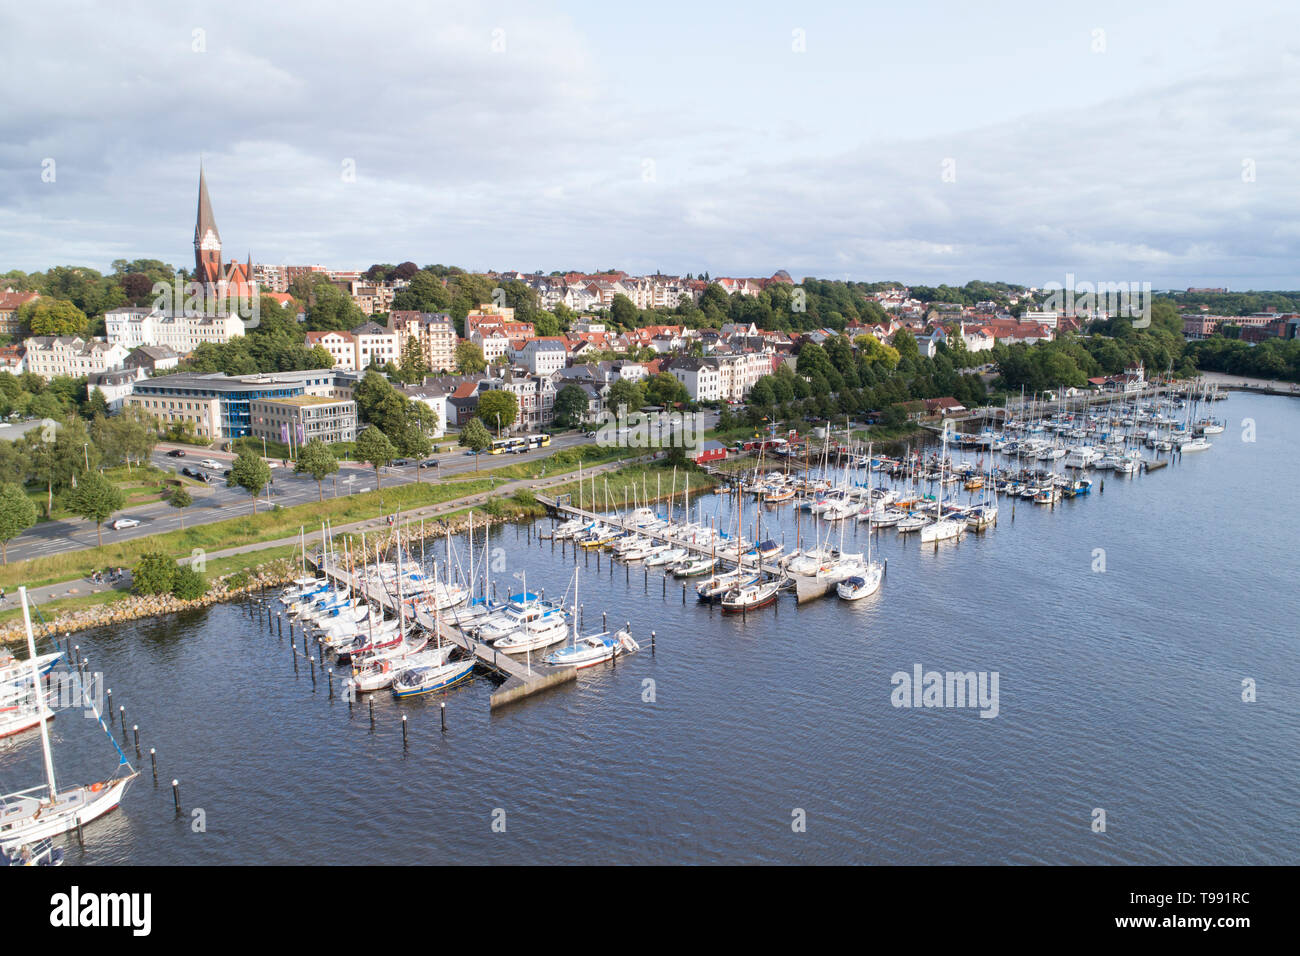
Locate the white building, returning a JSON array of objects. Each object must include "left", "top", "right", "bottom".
[
  {"left": 470, "top": 330, "right": 512, "bottom": 365},
  {"left": 511, "top": 338, "right": 568, "bottom": 376},
  {"left": 23, "top": 337, "right": 130, "bottom": 380},
  {"left": 667, "top": 357, "right": 722, "bottom": 402},
  {"left": 305, "top": 330, "right": 359, "bottom": 370},
  {"left": 713, "top": 351, "right": 772, "bottom": 401},
  {"left": 103, "top": 308, "right": 247, "bottom": 353},
  {"left": 352, "top": 321, "right": 399, "bottom": 369}
]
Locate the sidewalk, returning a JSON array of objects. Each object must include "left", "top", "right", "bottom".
[{"left": 10, "top": 456, "right": 643, "bottom": 606}]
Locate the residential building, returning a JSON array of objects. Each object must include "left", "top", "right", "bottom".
[
  {"left": 305, "top": 330, "right": 358, "bottom": 370},
  {"left": 352, "top": 321, "right": 399, "bottom": 369},
  {"left": 123, "top": 345, "right": 181, "bottom": 376},
  {"left": 511, "top": 337, "right": 568, "bottom": 376},
  {"left": 87, "top": 368, "right": 142, "bottom": 413},
  {"left": 23, "top": 337, "right": 129, "bottom": 380},
  {"left": 0, "top": 289, "right": 39, "bottom": 335},
  {"left": 666, "top": 357, "right": 722, "bottom": 402},
  {"left": 389, "top": 311, "right": 458, "bottom": 372},
  {"left": 103, "top": 307, "right": 246, "bottom": 353}
]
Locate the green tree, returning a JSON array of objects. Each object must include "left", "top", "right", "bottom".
[
  {"left": 356, "top": 426, "right": 395, "bottom": 488},
  {"left": 168, "top": 485, "right": 193, "bottom": 530},
  {"left": 610, "top": 293, "right": 638, "bottom": 329},
  {"left": 476, "top": 389, "right": 518, "bottom": 434},
  {"left": 172, "top": 565, "right": 207, "bottom": 600},
  {"left": 606, "top": 378, "right": 644, "bottom": 417},
  {"left": 19, "top": 297, "right": 90, "bottom": 336},
  {"left": 294, "top": 438, "right": 339, "bottom": 501},
  {"left": 396, "top": 335, "right": 428, "bottom": 384},
  {"left": 132, "top": 551, "right": 177, "bottom": 595},
  {"left": 644, "top": 371, "right": 689, "bottom": 407},
  {"left": 227, "top": 451, "right": 272, "bottom": 514},
  {"left": 458, "top": 417, "right": 492, "bottom": 471},
  {"left": 0, "top": 483, "right": 37, "bottom": 564},
  {"left": 455, "top": 340, "right": 487, "bottom": 374},
  {"left": 65, "top": 470, "right": 126, "bottom": 548},
  {"left": 553, "top": 384, "right": 589, "bottom": 429}
]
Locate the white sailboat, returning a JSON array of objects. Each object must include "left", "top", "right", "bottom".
[{"left": 0, "top": 588, "right": 138, "bottom": 853}]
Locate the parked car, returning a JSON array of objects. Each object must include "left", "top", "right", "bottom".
[
  {"left": 419, "top": 459, "right": 438, "bottom": 469},
  {"left": 199, "top": 458, "right": 221, "bottom": 470},
  {"left": 391, "top": 458, "right": 411, "bottom": 467},
  {"left": 110, "top": 518, "right": 140, "bottom": 530},
  {"left": 167, "top": 449, "right": 186, "bottom": 458}
]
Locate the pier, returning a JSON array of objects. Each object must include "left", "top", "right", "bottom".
[{"left": 308, "top": 558, "right": 577, "bottom": 710}]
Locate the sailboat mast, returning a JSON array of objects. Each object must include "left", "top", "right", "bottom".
[{"left": 19, "top": 587, "right": 57, "bottom": 800}]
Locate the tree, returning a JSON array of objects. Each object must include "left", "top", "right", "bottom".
[
  {"left": 610, "top": 293, "right": 638, "bottom": 329},
  {"left": 294, "top": 438, "right": 339, "bottom": 501},
  {"left": 132, "top": 551, "right": 177, "bottom": 595},
  {"left": 168, "top": 485, "right": 193, "bottom": 530},
  {"left": 0, "top": 483, "right": 37, "bottom": 564},
  {"left": 455, "top": 340, "right": 487, "bottom": 374},
  {"left": 606, "top": 378, "right": 644, "bottom": 417},
  {"left": 356, "top": 426, "right": 395, "bottom": 488},
  {"left": 227, "top": 451, "right": 272, "bottom": 514},
  {"left": 553, "top": 384, "right": 589, "bottom": 429},
  {"left": 65, "top": 470, "right": 126, "bottom": 547},
  {"left": 458, "top": 418, "right": 492, "bottom": 471},
  {"left": 19, "top": 298, "right": 90, "bottom": 336},
  {"left": 396, "top": 335, "right": 428, "bottom": 384},
  {"left": 172, "top": 566, "right": 207, "bottom": 600},
  {"left": 476, "top": 390, "right": 518, "bottom": 434},
  {"left": 644, "top": 371, "right": 689, "bottom": 407}
]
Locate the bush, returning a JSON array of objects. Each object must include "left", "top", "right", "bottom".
[
  {"left": 224, "top": 570, "right": 250, "bottom": 590},
  {"left": 171, "top": 566, "right": 207, "bottom": 600},
  {"left": 132, "top": 551, "right": 176, "bottom": 596}
]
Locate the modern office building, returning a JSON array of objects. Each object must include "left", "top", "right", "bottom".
[{"left": 125, "top": 369, "right": 338, "bottom": 439}]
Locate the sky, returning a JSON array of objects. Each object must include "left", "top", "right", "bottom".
[{"left": 2, "top": 0, "right": 1299, "bottom": 289}]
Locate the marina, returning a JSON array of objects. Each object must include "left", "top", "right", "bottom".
[{"left": 0, "top": 389, "right": 1296, "bottom": 864}]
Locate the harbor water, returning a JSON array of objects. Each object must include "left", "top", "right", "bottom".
[{"left": 3, "top": 391, "right": 1297, "bottom": 865}]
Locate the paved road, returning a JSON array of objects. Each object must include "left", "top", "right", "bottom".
[{"left": 3, "top": 432, "right": 595, "bottom": 565}]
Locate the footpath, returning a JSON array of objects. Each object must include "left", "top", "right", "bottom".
[{"left": 2, "top": 457, "right": 644, "bottom": 612}]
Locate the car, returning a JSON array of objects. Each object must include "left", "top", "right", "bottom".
[
  {"left": 419, "top": 459, "right": 439, "bottom": 469},
  {"left": 586, "top": 431, "right": 597, "bottom": 438},
  {"left": 111, "top": 518, "right": 140, "bottom": 530},
  {"left": 167, "top": 449, "right": 186, "bottom": 458},
  {"left": 464, "top": 449, "right": 477, "bottom": 456},
  {"left": 391, "top": 458, "right": 411, "bottom": 467},
  {"left": 199, "top": 458, "right": 220, "bottom": 469},
  {"left": 356, "top": 486, "right": 372, "bottom": 494}
]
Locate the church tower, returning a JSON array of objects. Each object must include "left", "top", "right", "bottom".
[{"left": 194, "top": 165, "right": 222, "bottom": 286}]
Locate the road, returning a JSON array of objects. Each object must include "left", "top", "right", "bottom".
[{"left": 1, "top": 416, "right": 729, "bottom": 567}]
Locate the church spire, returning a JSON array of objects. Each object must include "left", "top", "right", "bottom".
[
  {"left": 195, "top": 164, "right": 220, "bottom": 244},
  {"left": 194, "top": 164, "right": 223, "bottom": 286}
]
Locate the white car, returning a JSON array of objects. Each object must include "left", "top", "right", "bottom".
[
  {"left": 200, "top": 459, "right": 222, "bottom": 470},
  {"left": 111, "top": 518, "right": 141, "bottom": 530}
]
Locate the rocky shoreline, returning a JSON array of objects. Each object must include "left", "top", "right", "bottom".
[{"left": 0, "top": 559, "right": 300, "bottom": 646}]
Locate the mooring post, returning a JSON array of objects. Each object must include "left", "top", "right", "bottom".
[
  {"left": 402, "top": 714, "right": 408, "bottom": 747},
  {"left": 651, "top": 630, "right": 656, "bottom": 656},
  {"left": 132, "top": 724, "right": 140, "bottom": 757},
  {"left": 172, "top": 779, "right": 181, "bottom": 811},
  {"left": 369, "top": 697, "right": 375, "bottom": 729},
  {"left": 440, "top": 701, "right": 446, "bottom": 733},
  {"left": 150, "top": 748, "right": 157, "bottom": 781}
]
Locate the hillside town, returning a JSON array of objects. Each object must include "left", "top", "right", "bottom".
[{"left": 0, "top": 168, "right": 1296, "bottom": 452}]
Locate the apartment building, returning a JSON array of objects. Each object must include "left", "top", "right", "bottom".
[
  {"left": 125, "top": 369, "right": 336, "bottom": 439},
  {"left": 510, "top": 337, "right": 568, "bottom": 376},
  {"left": 0, "top": 289, "right": 39, "bottom": 335},
  {"left": 389, "top": 311, "right": 458, "bottom": 372},
  {"left": 103, "top": 307, "right": 247, "bottom": 353},
  {"left": 23, "top": 337, "right": 129, "bottom": 380},
  {"left": 666, "top": 357, "right": 722, "bottom": 402}
]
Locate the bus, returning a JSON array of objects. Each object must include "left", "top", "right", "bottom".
[{"left": 490, "top": 434, "right": 551, "bottom": 454}]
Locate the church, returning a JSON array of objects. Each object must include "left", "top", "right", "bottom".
[{"left": 193, "top": 166, "right": 256, "bottom": 301}]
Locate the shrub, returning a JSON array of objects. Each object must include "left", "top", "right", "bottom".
[
  {"left": 224, "top": 569, "right": 250, "bottom": 590},
  {"left": 132, "top": 551, "right": 176, "bottom": 596},
  {"left": 172, "top": 566, "right": 208, "bottom": 600}
]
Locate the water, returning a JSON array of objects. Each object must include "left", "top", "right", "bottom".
[{"left": 4, "top": 392, "right": 1297, "bottom": 864}]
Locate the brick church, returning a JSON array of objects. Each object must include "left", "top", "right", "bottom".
[{"left": 194, "top": 165, "right": 256, "bottom": 300}]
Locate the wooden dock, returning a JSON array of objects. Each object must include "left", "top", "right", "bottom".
[{"left": 309, "top": 560, "right": 577, "bottom": 710}]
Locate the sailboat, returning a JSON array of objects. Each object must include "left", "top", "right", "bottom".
[
  {"left": 839, "top": 443, "right": 885, "bottom": 600},
  {"left": 391, "top": 567, "right": 475, "bottom": 699},
  {"left": 920, "top": 430, "right": 964, "bottom": 544},
  {"left": 543, "top": 568, "right": 640, "bottom": 668},
  {"left": 0, "top": 587, "right": 138, "bottom": 853}
]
